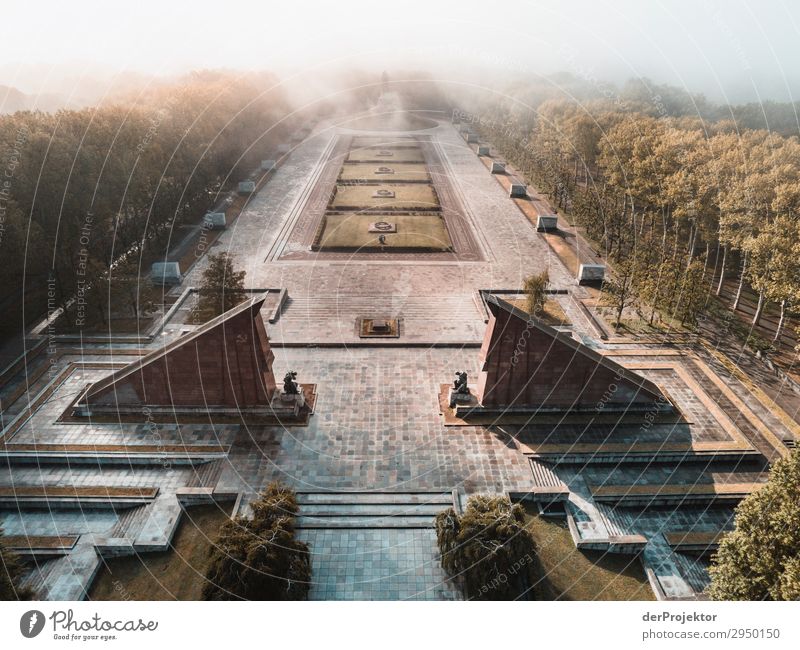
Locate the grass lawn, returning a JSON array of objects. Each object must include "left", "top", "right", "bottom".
[
  {"left": 523, "top": 505, "right": 655, "bottom": 601},
  {"left": 347, "top": 145, "right": 424, "bottom": 163},
  {"left": 331, "top": 184, "right": 438, "bottom": 210},
  {"left": 508, "top": 297, "right": 571, "bottom": 326},
  {"left": 339, "top": 162, "right": 429, "bottom": 183},
  {"left": 88, "top": 504, "right": 231, "bottom": 601},
  {"left": 318, "top": 213, "right": 452, "bottom": 250}
]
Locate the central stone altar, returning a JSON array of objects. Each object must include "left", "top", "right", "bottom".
[{"left": 358, "top": 317, "right": 401, "bottom": 338}]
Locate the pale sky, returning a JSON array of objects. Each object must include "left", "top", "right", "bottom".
[{"left": 1, "top": 0, "right": 799, "bottom": 104}]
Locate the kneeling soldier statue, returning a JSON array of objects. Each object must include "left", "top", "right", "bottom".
[
  {"left": 450, "top": 371, "right": 470, "bottom": 408},
  {"left": 283, "top": 370, "right": 300, "bottom": 395}
]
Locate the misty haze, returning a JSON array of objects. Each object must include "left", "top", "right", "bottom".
[{"left": 0, "top": 0, "right": 799, "bottom": 631}]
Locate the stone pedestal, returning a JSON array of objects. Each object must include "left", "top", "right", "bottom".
[
  {"left": 150, "top": 262, "right": 182, "bottom": 285},
  {"left": 477, "top": 145, "right": 490, "bottom": 156},
  {"left": 491, "top": 162, "right": 506, "bottom": 174},
  {"left": 536, "top": 215, "right": 558, "bottom": 231},
  {"left": 272, "top": 390, "right": 306, "bottom": 417},
  {"left": 509, "top": 183, "right": 527, "bottom": 198},
  {"left": 238, "top": 181, "right": 256, "bottom": 194},
  {"left": 577, "top": 264, "right": 606, "bottom": 285},
  {"left": 204, "top": 212, "right": 227, "bottom": 229},
  {"left": 448, "top": 387, "right": 476, "bottom": 409}
]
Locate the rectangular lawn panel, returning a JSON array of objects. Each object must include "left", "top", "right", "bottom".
[
  {"left": 317, "top": 213, "right": 452, "bottom": 251},
  {"left": 347, "top": 146, "right": 424, "bottom": 163},
  {"left": 330, "top": 184, "right": 439, "bottom": 210},
  {"left": 339, "top": 162, "right": 429, "bottom": 183}
]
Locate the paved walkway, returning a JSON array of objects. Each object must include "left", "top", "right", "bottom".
[{"left": 300, "top": 528, "right": 459, "bottom": 600}]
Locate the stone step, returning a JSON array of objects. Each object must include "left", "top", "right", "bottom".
[
  {"left": 574, "top": 534, "right": 648, "bottom": 554},
  {"left": 643, "top": 539, "right": 702, "bottom": 600},
  {"left": 40, "top": 543, "right": 101, "bottom": 601},
  {"left": 595, "top": 502, "right": 630, "bottom": 538},
  {"left": 292, "top": 492, "right": 453, "bottom": 529},
  {"left": 281, "top": 296, "right": 481, "bottom": 320},
  {"left": 566, "top": 500, "right": 647, "bottom": 554},
  {"left": 529, "top": 459, "right": 566, "bottom": 488},
  {"left": 298, "top": 503, "right": 445, "bottom": 516},
  {"left": 284, "top": 304, "right": 479, "bottom": 311},
  {"left": 110, "top": 503, "right": 151, "bottom": 538},
  {"left": 282, "top": 312, "right": 481, "bottom": 322},
  {"left": 295, "top": 492, "right": 452, "bottom": 506},
  {"left": 20, "top": 551, "right": 61, "bottom": 595},
  {"left": 295, "top": 514, "right": 434, "bottom": 529}
]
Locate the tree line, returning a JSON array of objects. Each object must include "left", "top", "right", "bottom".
[
  {"left": 461, "top": 81, "right": 800, "bottom": 341},
  {"left": 0, "top": 71, "right": 293, "bottom": 341}
]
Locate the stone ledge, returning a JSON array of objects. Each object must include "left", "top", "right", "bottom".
[
  {"left": 589, "top": 482, "right": 764, "bottom": 505},
  {"left": 523, "top": 441, "right": 758, "bottom": 464},
  {"left": 92, "top": 537, "right": 136, "bottom": 558},
  {"left": 59, "top": 384, "right": 318, "bottom": 427},
  {"left": 43, "top": 544, "right": 101, "bottom": 601},
  {"left": 132, "top": 494, "right": 182, "bottom": 553},
  {"left": 664, "top": 531, "right": 725, "bottom": 552},
  {"left": 507, "top": 488, "right": 570, "bottom": 503},
  {"left": 4, "top": 535, "right": 79, "bottom": 556},
  {"left": 176, "top": 487, "right": 239, "bottom": 506},
  {"left": 0, "top": 485, "right": 159, "bottom": 510}
]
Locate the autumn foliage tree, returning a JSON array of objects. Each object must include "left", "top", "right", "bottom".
[
  {"left": 203, "top": 483, "right": 311, "bottom": 601},
  {"left": 523, "top": 270, "right": 549, "bottom": 317},
  {"left": 193, "top": 252, "right": 247, "bottom": 322},
  {"left": 708, "top": 450, "right": 800, "bottom": 600},
  {"left": 0, "top": 71, "right": 291, "bottom": 341},
  {"left": 435, "top": 495, "right": 540, "bottom": 600},
  {"left": 468, "top": 84, "right": 800, "bottom": 344}
]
